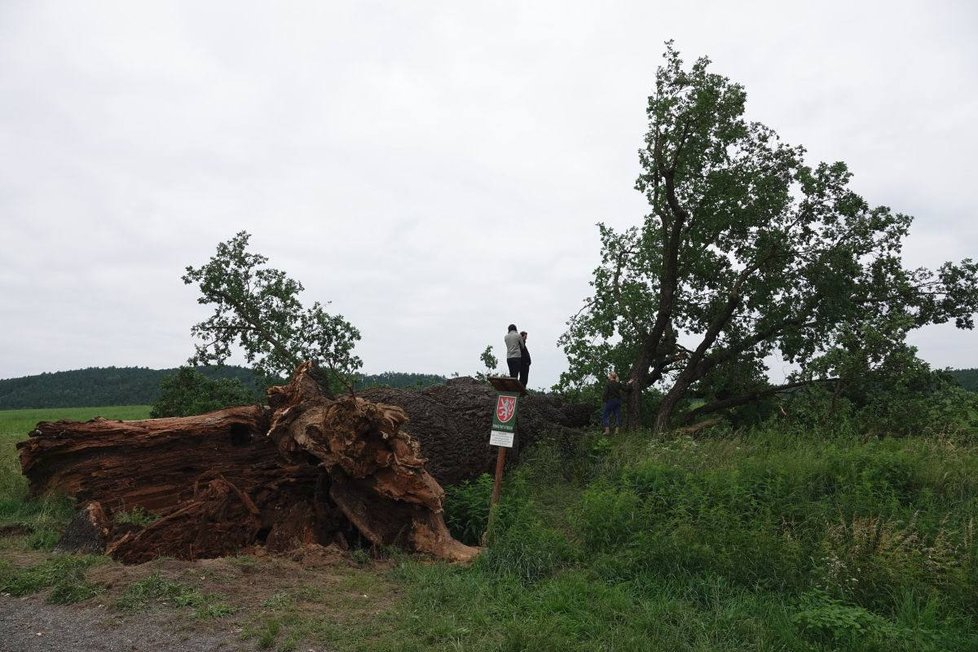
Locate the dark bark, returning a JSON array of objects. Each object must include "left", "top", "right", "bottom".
[
  {"left": 625, "top": 351, "right": 651, "bottom": 429},
  {"left": 361, "top": 378, "right": 591, "bottom": 485}
]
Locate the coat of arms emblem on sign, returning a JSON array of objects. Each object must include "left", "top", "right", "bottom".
[{"left": 495, "top": 395, "right": 516, "bottom": 423}]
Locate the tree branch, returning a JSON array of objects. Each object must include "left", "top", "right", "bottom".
[
  {"left": 682, "top": 378, "right": 838, "bottom": 422},
  {"left": 215, "top": 291, "right": 301, "bottom": 372}
]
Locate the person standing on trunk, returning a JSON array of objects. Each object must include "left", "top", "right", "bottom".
[
  {"left": 504, "top": 324, "right": 522, "bottom": 379},
  {"left": 518, "top": 331, "right": 531, "bottom": 389},
  {"left": 602, "top": 371, "right": 633, "bottom": 435}
]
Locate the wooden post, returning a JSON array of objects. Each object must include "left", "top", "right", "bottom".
[{"left": 490, "top": 446, "right": 506, "bottom": 505}]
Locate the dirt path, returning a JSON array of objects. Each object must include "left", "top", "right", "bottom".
[
  {"left": 0, "top": 544, "right": 403, "bottom": 652},
  {"left": 0, "top": 595, "right": 246, "bottom": 652}
]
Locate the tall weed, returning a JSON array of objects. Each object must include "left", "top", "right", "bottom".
[
  {"left": 389, "top": 425, "right": 978, "bottom": 650},
  {"left": 476, "top": 518, "right": 576, "bottom": 584},
  {"left": 443, "top": 474, "right": 493, "bottom": 546}
]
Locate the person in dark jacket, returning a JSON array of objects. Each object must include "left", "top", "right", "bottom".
[
  {"left": 518, "top": 331, "right": 530, "bottom": 389},
  {"left": 602, "top": 371, "right": 633, "bottom": 434}
]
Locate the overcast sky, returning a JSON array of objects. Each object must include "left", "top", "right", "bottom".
[{"left": 1, "top": 0, "right": 975, "bottom": 389}]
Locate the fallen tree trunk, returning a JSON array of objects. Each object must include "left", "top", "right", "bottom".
[
  {"left": 18, "top": 362, "right": 478, "bottom": 563},
  {"left": 19, "top": 405, "right": 283, "bottom": 514},
  {"left": 361, "top": 377, "right": 592, "bottom": 485},
  {"left": 106, "top": 474, "right": 264, "bottom": 564},
  {"left": 19, "top": 404, "right": 331, "bottom": 559}
]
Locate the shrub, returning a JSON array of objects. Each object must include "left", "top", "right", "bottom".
[
  {"left": 0, "top": 494, "right": 75, "bottom": 551},
  {"left": 113, "top": 506, "right": 158, "bottom": 527},
  {"left": 150, "top": 366, "right": 258, "bottom": 418},
  {"left": 516, "top": 432, "right": 605, "bottom": 486},
  {"left": 792, "top": 590, "right": 900, "bottom": 649},
  {"left": 816, "top": 513, "right": 970, "bottom": 613}
]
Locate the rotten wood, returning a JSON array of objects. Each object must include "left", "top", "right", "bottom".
[{"left": 17, "top": 361, "right": 480, "bottom": 564}]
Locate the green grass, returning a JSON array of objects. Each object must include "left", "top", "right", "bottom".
[
  {"left": 240, "top": 569, "right": 405, "bottom": 652},
  {"left": 0, "top": 554, "right": 107, "bottom": 604},
  {"left": 116, "top": 571, "right": 235, "bottom": 619},
  {"left": 200, "top": 424, "right": 978, "bottom": 651},
  {"left": 0, "top": 405, "right": 152, "bottom": 438},
  {"left": 2, "top": 404, "right": 977, "bottom": 650},
  {"left": 385, "top": 426, "right": 978, "bottom": 651},
  {"left": 112, "top": 506, "right": 158, "bottom": 527}
]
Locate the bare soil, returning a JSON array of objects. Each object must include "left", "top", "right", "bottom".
[
  {"left": 1, "top": 543, "right": 404, "bottom": 652},
  {"left": 0, "top": 596, "right": 242, "bottom": 652}
]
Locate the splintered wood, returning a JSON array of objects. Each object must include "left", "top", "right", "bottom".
[{"left": 17, "top": 362, "right": 477, "bottom": 564}]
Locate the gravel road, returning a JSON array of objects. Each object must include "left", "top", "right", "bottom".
[{"left": 0, "top": 595, "right": 249, "bottom": 652}]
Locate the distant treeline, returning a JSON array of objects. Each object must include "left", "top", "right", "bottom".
[
  {"left": 0, "top": 366, "right": 265, "bottom": 409},
  {"left": 354, "top": 371, "right": 448, "bottom": 391},
  {"left": 948, "top": 368, "right": 978, "bottom": 393},
  {"left": 0, "top": 367, "right": 447, "bottom": 409}
]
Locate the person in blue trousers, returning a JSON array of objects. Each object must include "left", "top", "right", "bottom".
[{"left": 602, "top": 371, "right": 633, "bottom": 434}]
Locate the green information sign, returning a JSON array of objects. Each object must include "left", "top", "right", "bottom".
[
  {"left": 492, "top": 392, "right": 519, "bottom": 431},
  {"left": 489, "top": 391, "right": 519, "bottom": 448}
]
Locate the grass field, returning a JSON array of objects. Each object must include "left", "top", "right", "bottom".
[
  {"left": 2, "top": 409, "right": 977, "bottom": 650},
  {"left": 0, "top": 405, "right": 152, "bottom": 439}
]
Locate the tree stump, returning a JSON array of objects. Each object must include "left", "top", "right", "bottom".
[{"left": 18, "top": 362, "right": 478, "bottom": 563}]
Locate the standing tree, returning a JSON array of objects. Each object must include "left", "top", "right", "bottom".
[
  {"left": 183, "top": 232, "right": 362, "bottom": 394},
  {"left": 476, "top": 345, "right": 499, "bottom": 381},
  {"left": 559, "top": 43, "right": 978, "bottom": 431}
]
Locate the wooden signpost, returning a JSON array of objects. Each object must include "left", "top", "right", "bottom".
[{"left": 484, "top": 376, "right": 524, "bottom": 542}]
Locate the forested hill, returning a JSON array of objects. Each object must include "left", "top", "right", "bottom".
[
  {"left": 0, "top": 367, "right": 448, "bottom": 409},
  {"left": 0, "top": 366, "right": 262, "bottom": 409},
  {"left": 949, "top": 368, "right": 978, "bottom": 392}
]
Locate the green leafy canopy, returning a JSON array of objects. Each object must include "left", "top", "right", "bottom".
[
  {"left": 558, "top": 42, "right": 978, "bottom": 430},
  {"left": 182, "top": 232, "right": 362, "bottom": 389}
]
